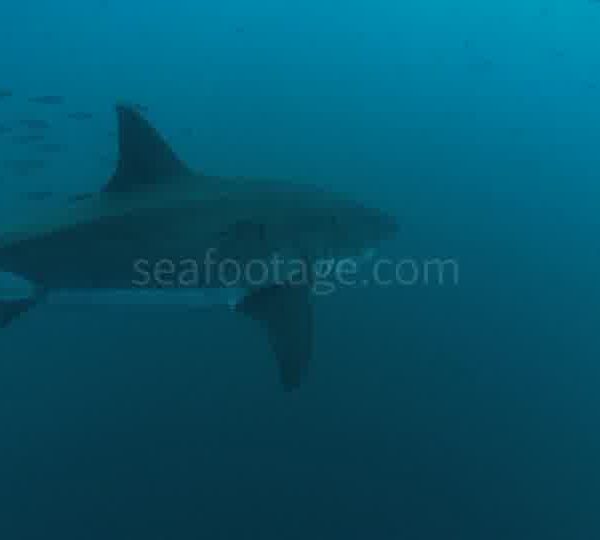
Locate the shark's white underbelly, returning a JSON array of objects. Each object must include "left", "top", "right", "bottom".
[
  {"left": 0, "top": 269, "right": 246, "bottom": 312},
  {"left": 45, "top": 288, "right": 247, "bottom": 311}
]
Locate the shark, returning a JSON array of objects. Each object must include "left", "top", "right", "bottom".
[{"left": 0, "top": 105, "right": 398, "bottom": 390}]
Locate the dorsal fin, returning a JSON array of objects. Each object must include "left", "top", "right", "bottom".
[{"left": 104, "top": 104, "right": 193, "bottom": 193}]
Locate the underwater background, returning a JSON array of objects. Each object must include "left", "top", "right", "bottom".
[{"left": 1, "top": 1, "right": 599, "bottom": 538}]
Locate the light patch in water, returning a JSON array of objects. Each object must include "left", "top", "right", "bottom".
[{"left": 0, "top": 272, "right": 34, "bottom": 300}]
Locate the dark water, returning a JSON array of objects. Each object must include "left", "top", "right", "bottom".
[{"left": 1, "top": 1, "right": 599, "bottom": 538}]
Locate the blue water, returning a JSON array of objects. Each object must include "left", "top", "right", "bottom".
[{"left": 1, "top": 1, "right": 599, "bottom": 538}]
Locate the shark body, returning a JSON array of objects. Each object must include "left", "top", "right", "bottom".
[{"left": 0, "top": 105, "right": 397, "bottom": 390}]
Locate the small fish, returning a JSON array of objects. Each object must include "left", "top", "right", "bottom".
[
  {"left": 11, "top": 134, "right": 46, "bottom": 144},
  {"left": 24, "top": 191, "right": 54, "bottom": 201},
  {"left": 37, "top": 142, "right": 65, "bottom": 153},
  {"left": 20, "top": 119, "right": 50, "bottom": 130},
  {"left": 469, "top": 57, "right": 494, "bottom": 73},
  {"left": 67, "top": 111, "right": 93, "bottom": 120},
  {"left": 0, "top": 89, "right": 13, "bottom": 99},
  {"left": 4, "top": 159, "right": 46, "bottom": 175},
  {"left": 5, "top": 158, "right": 45, "bottom": 167},
  {"left": 29, "top": 95, "right": 65, "bottom": 105},
  {"left": 69, "top": 193, "right": 94, "bottom": 202}
]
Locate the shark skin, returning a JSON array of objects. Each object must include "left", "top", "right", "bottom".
[{"left": 0, "top": 105, "right": 398, "bottom": 390}]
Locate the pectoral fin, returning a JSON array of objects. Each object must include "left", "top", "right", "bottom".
[{"left": 236, "top": 283, "right": 313, "bottom": 391}]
